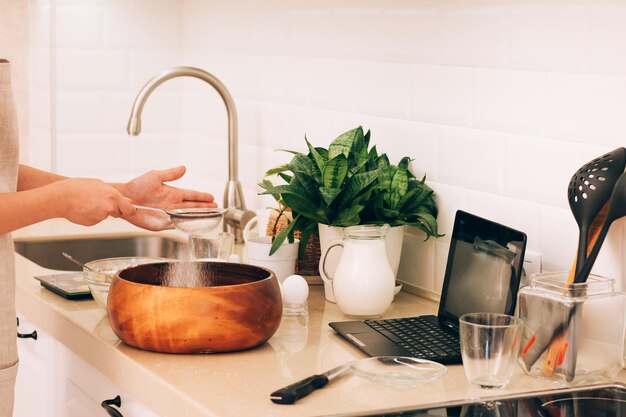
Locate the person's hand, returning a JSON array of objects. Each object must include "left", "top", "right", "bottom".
[
  {"left": 117, "top": 166, "right": 217, "bottom": 231},
  {"left": 48, "top": 178, "right": 136, "bottom": 226}
]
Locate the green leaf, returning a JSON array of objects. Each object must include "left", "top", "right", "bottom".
[
  {"left": 305, "top": 136, "right": 327, "bottom": 175},
  {"left": 257, "top": 179, "right": 274, "bottom": 191},
  {"left": 396, "top": 188, "right": 419, "bottom": 211},
  {"left": 319, "top": 186, "right": 342, "bottom": 206},
  {"left": 335, "top": 168, "right": 381, "bottom": 210},
  {"left": 389, "top": 167, "right": 409, "bottom": 209},
  {"left": 269, "top": 215, "right": 300, "bottom": 255},
  {"left": 334, "top": 205, "right": 364, "bottom": 226},
  {"left": 282, "top": 193, "right": 327, "bottom": 224},
  {"left": 264, "top": 164, "right": 291, "bottom": 177},
  {"left": 329, "top": 126, "right": 362, "bottom": 159},
  {"left": 402, "top": 213, "right": 443, "bottom": 240},
  {"left": 289, "top": 154, "right": 320, "bottom": 195},
  {"left": 323, "top": 154, "right": 348, "bottom": 188},
  {"left": 278, "top": 173, "right": 292, "bottom": 184},
  {"left": 398, "top": 156, "right": 411, "bottom": 170}
]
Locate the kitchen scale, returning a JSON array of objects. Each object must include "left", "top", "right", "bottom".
[{"left": 324, "top": 383, "right": 626, "bottom": 417}]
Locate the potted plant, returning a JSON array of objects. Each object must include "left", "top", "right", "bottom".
[{"left": 259, "top": 126, "right": 441, "bottom": 299}]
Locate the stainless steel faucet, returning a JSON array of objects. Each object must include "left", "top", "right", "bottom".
[{"left": 127, "top": 66, "right": 253, "bottom": 241}]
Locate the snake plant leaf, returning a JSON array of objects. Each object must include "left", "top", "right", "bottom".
[
  {"left": 259, "top": 183, "right": 313, "bottom": 201},
  {"left": 389, "top": 167, "right": 409, "bottom": 209},
  {"left": 278, "top": 172, "right": 292, "bottom": 184},
  {"left": 264, "top": 164, "right": 291, "bottom": 177},
  {"left": 305, "top": 136, "right": 327, "bottom": 175},
  {"left": 335, "top": 168, "right": 381, "bottom": 210},
  {"left": 319, "top": 186, "right": 342, "bottom": 206},
  {"left": 329, "top": 126, "right": 362, "bottom": 159},
  {"left": 334, "top": 205, "right": 364, "bottom": 227},
  {"left": 396, "top": 188, "right": 419, "bottom": 212},
  {"left": 282, "top": 192, "right": 327, "bottom": 224},
  {"left": 352, "top": 128, "right": 369, "bottom": 166},
  {"left": 364, "top": 129, "right": 371, "bottom": 149},
  {"left": 315, "top": 147, "right": 329, "bottom": 160},
  {"left": 398, "top": 156, "right": 411, "bottom": 170},
  {"left": 323, "top": 154, "right": 348, "bottom": 188},
  {"left": 269, "top": 213, "right": 301, "bottom": 255},
  {"left": 402, "top": 182, "right": 434, "bottom": 213},
  {"left": 289, "top": 153, "right": 320, "bottom": 194},
  {"left": 402, "top": 213, "right": 442, "bottom": 240},
  {"left": 381, "top": 207, "right": 401, "bottom": 219},
  {"left": 258, "top": 179, "right": 274, "bottom": 191}
]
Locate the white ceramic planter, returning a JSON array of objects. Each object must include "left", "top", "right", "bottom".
[
  {"left": 245, "top": 236, "right": 299, "bottom": 283},
  {"left": 318, "top": 224, "right": 405, "bottom": 303}
]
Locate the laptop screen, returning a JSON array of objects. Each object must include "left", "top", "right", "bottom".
[{"left": 437, "top": 210, "right": 527, "bottom": 326}]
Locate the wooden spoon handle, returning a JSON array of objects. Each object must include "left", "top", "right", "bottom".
[{"left": 542, "top": 203, "right": 608, "bottom": 375}]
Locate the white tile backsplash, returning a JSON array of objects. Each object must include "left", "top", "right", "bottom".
[
  {"left": 410, "top": 64, "right": 473, "bottom": 127},
  {"left": 510, "top": 4, "right": 587, "bottom": 72},
  {"left": 25, "top": 0, "right": 626, "bottom": 293}
]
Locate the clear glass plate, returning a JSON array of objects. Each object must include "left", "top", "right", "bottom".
[{"left": 350, "top": 356, "right": 447, "bottom": 387}]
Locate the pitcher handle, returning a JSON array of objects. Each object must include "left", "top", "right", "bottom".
[
  {"left": 242, "top": 217, "right": 258, "bottom": 242},
  {"left": 319, "top": 238, "right": 344, "bottom": 285}
]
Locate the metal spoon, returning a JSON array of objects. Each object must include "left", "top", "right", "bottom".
[{"left": 62, "top": 252, "right": 114, "bottom": 278}]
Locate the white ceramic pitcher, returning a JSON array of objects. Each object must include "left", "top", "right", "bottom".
[{"left": 321, "top": 224, "right": 395, "bottom": 318}]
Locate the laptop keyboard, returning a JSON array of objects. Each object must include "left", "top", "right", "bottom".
[{"left": 365, "top": 317, "right": 460, "bottom": 360}]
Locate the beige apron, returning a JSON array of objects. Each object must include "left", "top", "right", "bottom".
[{"left": 0, "top": 59, "right": 20, "bottom": 417}]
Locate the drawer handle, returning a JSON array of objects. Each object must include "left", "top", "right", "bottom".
[
  {"left": 16, "top": 317, "right": 38, "bottom": 340},
  {"left": 101, "top": 396, "right": 123, "bottom": 417}
]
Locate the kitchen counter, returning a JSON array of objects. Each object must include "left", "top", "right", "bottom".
[{"left": 12, "top": 219, "right": 626, "bottom": 417}]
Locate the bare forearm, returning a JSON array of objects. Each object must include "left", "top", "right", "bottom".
[
  {"left": 0, "top": 187, "right": 63, "bottom": 235},
  {"left": 17, "top": 164, "right": 68, "bottom": 191}
]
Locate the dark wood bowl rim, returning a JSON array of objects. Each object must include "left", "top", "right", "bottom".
[{"left": 113, "top": 261, "right": 276, "bottom": 289}]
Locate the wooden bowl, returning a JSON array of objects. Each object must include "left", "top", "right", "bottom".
[{"left": 106, "top": 261, "right": 283, "bottom": 354}]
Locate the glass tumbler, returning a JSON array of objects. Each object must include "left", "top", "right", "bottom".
[{"left": 459, "top": 312, "right": 522, "bottom": 389}]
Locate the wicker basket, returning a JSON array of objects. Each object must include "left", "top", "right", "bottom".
[{"left": 266, "top": 209, "right": 321, "bottom": 277}]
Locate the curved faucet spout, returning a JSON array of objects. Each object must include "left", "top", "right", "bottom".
[{"left": 127, "top": 67, "right": 251, "bottom": 241}]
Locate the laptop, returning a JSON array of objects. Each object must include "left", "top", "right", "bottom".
[{"left": 329, "top": 210, "right": 527, "bottom": 364}]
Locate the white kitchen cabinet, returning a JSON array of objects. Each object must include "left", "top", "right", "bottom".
[
  {"left": 14, "top": 313, "right": 58, "bottom": 417},
  {"left": 56, "top": 343, "right": 160, "bottom": 417},
  {"left": 14, "top": 312, "right": 160, "bottom": 417}
]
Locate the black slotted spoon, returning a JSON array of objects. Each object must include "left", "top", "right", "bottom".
[
  {"left": 575, "top": 170, "right": 626, "bottom": 283},
  {"left": 568, "top": 147, "right": 626, "bottom": 277}
]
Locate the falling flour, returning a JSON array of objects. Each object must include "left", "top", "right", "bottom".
[{"left": 161, "top": 239, "right": 216, "bottom": 288}]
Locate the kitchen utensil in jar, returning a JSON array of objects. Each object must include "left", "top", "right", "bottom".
[
  {"left": 541, "top": 147, "right": 625, "bottom": 377},
  {"left": 135, "top": 205, "right": 226, "bottom": 234},
  {"left": 567, "top": 147, "right": 626, "bottom": 278},
  {"left": 321, "top": 224, "right": 395, "bottom": 318},
  {"left": 270, "top": 356, "right": 446, "bottom": 404},
  {"left": 536, "top": 172, "right": 626, "bottom": 379},
  {"left": 575, "top": 171, "right": 626, "bottom": 283}
]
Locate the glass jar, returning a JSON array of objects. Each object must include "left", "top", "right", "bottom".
[{"left": 517, "top": 272, "right": 626, "bottom": 385}]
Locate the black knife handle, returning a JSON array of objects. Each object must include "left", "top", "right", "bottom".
[{"left": 270, "top": 374, "right": 330, "bottom": 404}]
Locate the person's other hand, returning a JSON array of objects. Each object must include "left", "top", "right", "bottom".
[
  {"left": 118, "top": 166, "right": 216, "bottom": 231},
  {"left": 49, "top": 178, "right": 136, "bottom": 226},
  {"left": 121, "top": 165, "right": 216, "bottom": 210}
]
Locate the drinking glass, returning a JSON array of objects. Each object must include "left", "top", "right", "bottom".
[
  {"left": 459, "top": 312, "right": 522, "bottom": 389},
  {"left": 188, "top": 232, "right": 234, "bottom": 260}
]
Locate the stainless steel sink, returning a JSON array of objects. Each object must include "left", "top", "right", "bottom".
[{"left": 14, "top": 235, "right": 185, "bottom": 271}]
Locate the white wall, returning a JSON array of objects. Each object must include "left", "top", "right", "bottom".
[{"left": 28, "top": 0, "right": 626, "bottom": 294}]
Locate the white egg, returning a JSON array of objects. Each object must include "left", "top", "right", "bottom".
[{"left": 280, "top": 274, "right": 309, "bottom": 305}]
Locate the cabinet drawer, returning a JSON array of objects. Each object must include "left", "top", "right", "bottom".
[{"left": 57, "top": 344, "right": 160, "bottom": 417}]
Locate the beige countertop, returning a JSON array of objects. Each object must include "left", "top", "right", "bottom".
[{"left": 12, "top": 219, "right": 626, "bottom": 417}]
